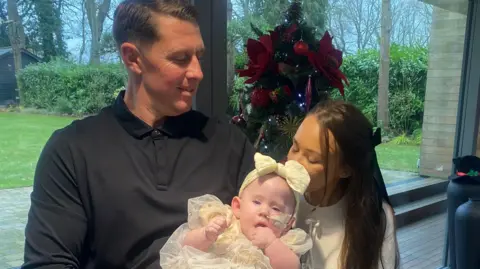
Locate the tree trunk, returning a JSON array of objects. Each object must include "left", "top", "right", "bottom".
[
  {"left": 85, "top": 0, "right": 111, "bottom": 64},
  {"left": 377, "top": 0, "right": 391, "bottom": 130},
  {"left": 79, "top": 0, "right": 86, "bottom": 63},
  {"left": 6, "top": 0, "right": 25, "bottom": 104},
  {"left": 226, "top": 0, "right": 235, "bottom": 96}
]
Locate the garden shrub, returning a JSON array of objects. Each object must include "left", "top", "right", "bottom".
[
  {"left": 340, "top": 44, "right": 428, "bottom": 135},
  {"left": 18, "top": 60, "right": 127, "bottom": 116}
]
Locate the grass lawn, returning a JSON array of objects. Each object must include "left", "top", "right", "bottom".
[
  {"left": 0, "top": 112, "right": 420, "bottom": 189},
  {"left": 376, "top": 143, "right": 420, "bottom": 172},
  {"left": 0, "top": 112, "right": 76, "bottom": 189}
]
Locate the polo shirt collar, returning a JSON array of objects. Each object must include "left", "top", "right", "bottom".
[{"left": 113, "top": 90, "right": 206, "bottom": 139}]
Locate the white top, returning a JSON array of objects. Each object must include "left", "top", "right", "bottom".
[{"left": 295, "top": 196, "right": 397, "bottom": 269}]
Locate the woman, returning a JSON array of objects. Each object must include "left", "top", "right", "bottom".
[{"left": 288, "top": 100, "right": 400, "bottom": 269}]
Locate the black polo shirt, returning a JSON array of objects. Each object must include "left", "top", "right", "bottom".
[{"left": 22, "top": 91, "right": 255, "bottom": 269}]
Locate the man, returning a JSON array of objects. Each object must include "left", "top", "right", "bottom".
[{"left": 22, "top": 1, "right": 255, "bottom": 268}]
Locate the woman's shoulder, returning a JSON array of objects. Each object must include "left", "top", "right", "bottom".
[
  {"left": 381, "top": 201, "right": 396, "bottom": 237},
  {"left": 382, "top": 201, "right": 395, "bottom": 220}
]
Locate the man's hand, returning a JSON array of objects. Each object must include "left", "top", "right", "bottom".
[
  {"left": 250, "top": 227, "right": 277, "bottom": 249},
  {"left": 204, "top": 216, "right": 228, "bottom": 242}
]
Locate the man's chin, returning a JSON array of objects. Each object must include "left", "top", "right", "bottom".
[{"left": 172, "top": 102, "right": 193, "bottom": 115}]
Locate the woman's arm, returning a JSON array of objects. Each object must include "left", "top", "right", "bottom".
[{"left": 380, "top": 203, "right": 400, "bottom": 269}]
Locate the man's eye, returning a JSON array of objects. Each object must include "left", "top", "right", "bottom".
[{"left": 174, "top": 57, "right": 189, "bottom": 63}]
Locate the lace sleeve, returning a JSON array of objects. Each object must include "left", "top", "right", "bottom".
[
  {"left": 159, "top": 194, "right": 233, "bottom": 269},
  {"left": 187, "top": 194, "right": 233, "bottom": 230},
  {"left": 280, "top": 228, "right": 313, "bottom": 256}
]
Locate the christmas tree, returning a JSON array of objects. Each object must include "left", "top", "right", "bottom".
[{"left": 231, "top": 0, "right": 349, "bottom": 160}]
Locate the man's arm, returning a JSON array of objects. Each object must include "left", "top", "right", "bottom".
[
  {"left": 264, "top": 239, "right": 301, "bottom": 269},
  {"left": 22, "top": 130, "right": 87, "bottom": 269}
]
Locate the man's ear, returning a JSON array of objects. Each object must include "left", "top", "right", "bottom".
[
  {"left": 231, "top": 196, "right": 241, "bottom": 219},
  {"left": 120, "top": 42, "right": 143, "bottom": 75}
]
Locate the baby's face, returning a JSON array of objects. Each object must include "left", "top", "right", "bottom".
[{"left": 232, "top": 174, "right": 296, "bottom": 239}]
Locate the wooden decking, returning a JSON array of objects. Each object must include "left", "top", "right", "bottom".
[{"left": 398, "top": 213, "right": 446, "bottom": 269}]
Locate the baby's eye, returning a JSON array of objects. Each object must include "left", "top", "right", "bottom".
[
  {"left": 272, "top": 207, "right": 281, "bottom": 212},
  {"left": 253, "top": 200, "right": 261, "bottom": 205}
]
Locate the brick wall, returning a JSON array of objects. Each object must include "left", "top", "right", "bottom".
[{"left": 419, "top": 7, "right": 467, "bottom": 178}]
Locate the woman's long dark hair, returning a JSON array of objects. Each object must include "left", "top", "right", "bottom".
[{"left": 309, "top": 100, "right": 399, "bottom": 269}]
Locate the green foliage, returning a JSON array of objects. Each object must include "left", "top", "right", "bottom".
[
  {"left": 390, "top": 129, "right": 422, "bottom": 146},
  {"left": 340, "top": 44, "right": 428, "bottom": 134},
  {"left": 18, "top": 60, "right": 127, "bottom": 115},
  {"left": 227, "top": 16, "right": 272, "bottom": 50},
  {"left": 231, "top": 44, "right": 429, "bottom": 137},
  {"left": 412, "top": 128, "right": 423, "bottom": 145},
  {"left": 391, "top": 133, "right": 414, "bottom": 145}
]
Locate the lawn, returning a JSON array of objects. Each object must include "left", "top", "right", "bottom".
[
  {"left": 0, "top": 112, "right": 420, "bottom": 189},
  {"left": 376, "top": 143, "right": 420, "bottom": 172},
  {"left": 0, "top": 112, "right": 76, "bottom": 189}
]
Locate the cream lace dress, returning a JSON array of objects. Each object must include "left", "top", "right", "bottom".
[{"left": 160, "top": 194, "right": 313, "bottom": 269}]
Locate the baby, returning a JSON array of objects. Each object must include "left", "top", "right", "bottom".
[{"left": 159, "top": 153, "right": 313, "bottom": 269}]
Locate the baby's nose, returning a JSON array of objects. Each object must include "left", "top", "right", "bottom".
[{"left": 258, "top": 206, "right": 270, "bottom": 216}]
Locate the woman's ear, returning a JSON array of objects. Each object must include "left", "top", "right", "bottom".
[
  {"left": 339, "top": 165, "right": 352, "bottom": 179},
  {"left": 231, "top": 196, "right": 241, "bottom": 218}
]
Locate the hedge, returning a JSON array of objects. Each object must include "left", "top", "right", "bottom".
[{"left": 18, "top": 60, "right": 127, "bottom": 115}]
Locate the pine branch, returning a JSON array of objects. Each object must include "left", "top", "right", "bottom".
[
  {"left": 254, "top": 122, "right": 266, "bottom": 149},
  {"left": 284, "top": 0, "right": 303, "bottom": 23},
  {"left": 250, "top": 22, "right": 264, "bottom": 37}
]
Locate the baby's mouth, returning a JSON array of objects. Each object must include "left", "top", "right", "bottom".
[{"left": 255, "top": 221, "right": 268, "bottom": 228}]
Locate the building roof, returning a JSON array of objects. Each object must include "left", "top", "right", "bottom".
[
  {"left": 0, "top": 47, "right": 41, "bottom": 61},
  {"left": 0, "top": 47, "right": 12, "bottom": 56}
]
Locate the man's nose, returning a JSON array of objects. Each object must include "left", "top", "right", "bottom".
[{"left": 186, "top": 56, "right": 203, "bottom": 81}]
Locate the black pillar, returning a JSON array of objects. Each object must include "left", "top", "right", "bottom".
[{"left": 193, "top": 0, "right": 228, "bottom": 119}]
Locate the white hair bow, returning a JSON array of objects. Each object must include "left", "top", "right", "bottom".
[{"left": 240, "top": 153, "right": 311, "bottom": 209}]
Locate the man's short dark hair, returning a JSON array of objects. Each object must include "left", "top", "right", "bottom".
[{"left": 113, "top": 0, "right": 198, "bottom": 48}]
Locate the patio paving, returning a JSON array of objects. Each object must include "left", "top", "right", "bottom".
[
  {"left": 0, "top": 187, "right": 31, "bottom": 269},
  {"left": 0, "top": 177, "right": 447, "bottom": 269}
]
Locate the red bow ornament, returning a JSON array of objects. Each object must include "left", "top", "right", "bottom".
[
  {"left": 237, "top": 32, "right": 279, "bottom": 84},
  {"left": 307, "top": 31, "right": 349, "bottom": 96}
]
